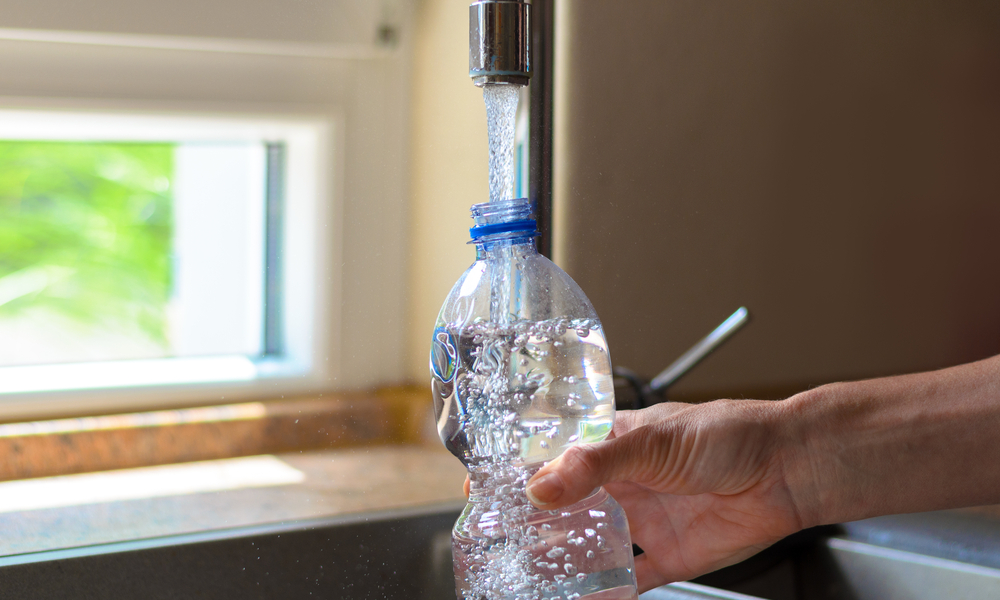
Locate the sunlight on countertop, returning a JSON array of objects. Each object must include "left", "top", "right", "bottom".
[{"left": 0, "top": 455, "right": 303, "bottom": 514}]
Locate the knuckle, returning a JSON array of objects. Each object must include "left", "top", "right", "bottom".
[{"left": 561, "top": 444, "right": 603, "bottom": 482}]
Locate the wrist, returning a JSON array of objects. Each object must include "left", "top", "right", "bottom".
[{"left": 771, "top": 384, "right": 847, "bottom": 530}]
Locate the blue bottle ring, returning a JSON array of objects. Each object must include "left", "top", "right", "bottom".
[{"left": 469, "top": 219, "right": 537, "bottom": 241}]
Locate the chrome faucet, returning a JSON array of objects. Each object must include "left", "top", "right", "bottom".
[{"left": 469, "top": 0, "right": 531, "bottom": 87}]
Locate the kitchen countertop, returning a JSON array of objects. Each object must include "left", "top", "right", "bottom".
[{"left": 0, "top": 444, "right": 467, "bottom": 560}]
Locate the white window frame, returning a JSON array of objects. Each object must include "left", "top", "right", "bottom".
[
  {"left": 0, "top": 109, "right": 330, "bottom": 392},
  {"left": 0, "top": 3, "right": 414, "bottom": 420}
]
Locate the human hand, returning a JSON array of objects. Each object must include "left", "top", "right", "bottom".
[{"left": 525, "top": 400, "right": 809, "bottom": 592}]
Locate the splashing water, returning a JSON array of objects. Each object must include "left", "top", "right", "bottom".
[{"left": 484, "top": 85, "right": 522, "bottom": 202}]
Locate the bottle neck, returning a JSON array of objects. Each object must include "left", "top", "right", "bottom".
[
  {"left": 474, "top": 235, "right": 537, "bottom": 258},
  {"left": 469, "top": 198, "right": 538, "bottom": 251}
]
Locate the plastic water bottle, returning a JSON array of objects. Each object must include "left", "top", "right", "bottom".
[{"left": 430, "top": 197, "right": 638, "bottom": 600}]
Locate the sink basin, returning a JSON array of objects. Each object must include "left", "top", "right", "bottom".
[
  {"left": 690, "top": 512, "right": 1000, "bottom": 600},
  {"left": 802, "top": 537, "right": 1000, "bottom": 599},
  {"left": 643, "top": 536, "right": 1000, "bottom": 600}
]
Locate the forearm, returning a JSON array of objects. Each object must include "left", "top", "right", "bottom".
[{"left": 781, "top": 354, "right": 1000, "bottom": 527}]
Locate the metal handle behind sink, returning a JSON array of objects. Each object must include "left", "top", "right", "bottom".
[{"left": 614, "top": 307, "right": 750, "bottom": 409}]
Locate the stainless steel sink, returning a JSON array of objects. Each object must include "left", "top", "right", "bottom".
[
  {"left": 796, "top": 537, "right": 1000, "bottom": 600},
  {"left": 643, "top": 581, "right": 772, "bottom": 599},
  {"left": 685, "top": 511, "right": 1000, "bottom": 600},
  {"left": 642, "top": 535, "right": 1000, "bottom": 600}
]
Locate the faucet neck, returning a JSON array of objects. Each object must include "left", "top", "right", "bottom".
[{"left": 469, "top": 0, "right": 532, "bottom": 87}]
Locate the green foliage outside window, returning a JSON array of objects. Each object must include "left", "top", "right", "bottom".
[{"left": 0, "top": 142, "right": 174, "bottom": 349}]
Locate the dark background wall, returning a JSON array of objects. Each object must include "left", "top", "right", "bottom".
[{"left": 555, "top": 0, "right": 1000, "bottom": 400}]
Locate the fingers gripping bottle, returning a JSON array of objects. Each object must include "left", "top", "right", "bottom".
[{"left": 430, "top": 198, "right": 638, "bottom": 600}]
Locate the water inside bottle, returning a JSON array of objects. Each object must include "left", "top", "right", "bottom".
[
  {"left": 452, "top": 473, "right": 637, "bottom": 600},
  {"left": 432, "top": 315, "right": 615, "bottom": 467}
]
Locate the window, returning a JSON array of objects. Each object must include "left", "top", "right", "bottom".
[
  {"left": 0, "top": 109, "right": 328, "bottom": 395},
  {"left": 0, "top": 0, "right": 413, "bottom": 418}
]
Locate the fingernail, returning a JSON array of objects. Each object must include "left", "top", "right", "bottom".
[{"left": 526, "top": 473, "right": 564, "bottom": 505}]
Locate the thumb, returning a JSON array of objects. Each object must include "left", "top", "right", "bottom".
[{"left": 526, "top": 428, "right": 655, "bottom": 509}]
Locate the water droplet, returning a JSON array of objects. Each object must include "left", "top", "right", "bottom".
[
  {"left": 576, "top": 573, "right": 587, "bottom": 582},
  {"left": 564, "top": 563, "right": 577, "bottom": 575},
  {"left": 588, "top": 510, "right": 606, "bottom": 518},
  {"left": 585, "top": 528, "right": 596, "bottom": 537},
  {"left": 586, "top": 550, "right": 596, "bottom": 559}
]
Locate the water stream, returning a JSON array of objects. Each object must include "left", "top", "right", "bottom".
[{"left": 484, "top": 85, "right": 522, "bottom": 203}]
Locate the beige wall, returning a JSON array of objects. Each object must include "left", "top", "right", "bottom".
[
  {"left": 405, "top": 0, "right": 489, "bottom": 383},
  {"left": 555, "top": 0, "right": 1000, "bottom": 400}
]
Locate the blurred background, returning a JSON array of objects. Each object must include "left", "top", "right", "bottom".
[
  {"left": 412, "top": 0, "right": 1000, "bottom": 403},
  {"left": 558, "top": 0, "right": 1000, "bottom": 401},
  {"left": 2, "top": 0, "right": 1000, "bottom": 415}
]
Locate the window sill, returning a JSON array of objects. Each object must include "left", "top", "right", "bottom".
[{"left": 0, "top": 386, "right": 436, "bottom": 482}]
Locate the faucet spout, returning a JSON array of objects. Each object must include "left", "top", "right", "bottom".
[{"left": 469, "top": 0, "right": 531, "bottom": 87}]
